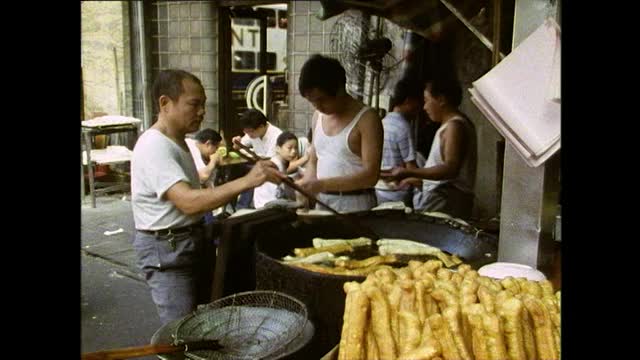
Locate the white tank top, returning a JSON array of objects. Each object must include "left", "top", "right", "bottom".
[
  {"left": 422, "top": 116, "right": 477, "bottom": 193},
  {"left": 313, "top": 106, "right": 376, "bottom": 212}
]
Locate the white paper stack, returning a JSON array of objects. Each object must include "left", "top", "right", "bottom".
[
  {"left": 469, "top": 18, "right": 561, "bottom": 167},
  {"left": 82, "top": 115, "right": 142, "bottom": 128}
]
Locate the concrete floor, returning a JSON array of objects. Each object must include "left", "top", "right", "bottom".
[{"left": 81, "top": 193, "right": 161, "bottom": 359}]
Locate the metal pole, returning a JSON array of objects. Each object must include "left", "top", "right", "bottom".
[
  {"left": 136, "top": 1, "right": 152, "bottom": 130},
  {"left": 492, "top": 0, "right": 502, "bottom": 66}
]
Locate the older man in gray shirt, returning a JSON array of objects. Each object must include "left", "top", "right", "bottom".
[{"left": 131, "top": 69, "right": 281, "bottom": 324}]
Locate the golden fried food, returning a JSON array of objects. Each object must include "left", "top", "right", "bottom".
[
  {"left": 423, "top": 260, "right": 444, "bottom": 273},
  {"left": 521, "top": 304, "right": 537, "bottom": 360},
  {"left": 387, "top": 284, "right": 403, "bottom": 347},
  {"left": 435, "top": 279, "right": 459, "bottom": 296},
  {"left": 477, "top": 285, "right": 497, "bottom": 314},
  {"left": 497, "top": 297, "right": 527, "bottom": 360},
  {"left": 363, "top": 284, "right": 397, "bottom": 359},
  {"left": 429, "top": 313, "right": 461, "bottom": 360},
  {"left": 294, "top": 243, "right": 353, "bottom": 257},
  {"left": 398, "top": 310, "right": 422, "bottom": 355},
  {"left": 465, "top": 305, "right": 490, "bottom": 360},
  {"left": 482, "top": 312, "right": 509, "bottom": 360},
  {"left": 451, "top": 272, "right": 464, "bottom": 288},
  {"left": 313, "top": 237, "right": 372, "bottom": 248},
  {"left": 477, "top": 276, "right": 503, "bottom": 293},
  {"left": 365, "top": 325, "right": 380, "bottom": 360},
  {"left": 442, "top": 306, "right": 473, "bottom": 360},
  {"left": 500, "top": 277, "right": 521, "bottom": 296},
  {"left": 335, "top": 255, "right": 398, "bottom": 269},
  {"left": 398, "top": 344, "right": 441, "bottom": 360},
  {"left": 522, "top": 295, "right": 558, "bottom": 360},
  {"left": 339, "top": 282, "right": 369, "bottom": 360},
  {"left": 415, "top": 280, "right": 430, "bottom": 323},
  {"left": 522, "top": 281, "right": 543, "bottom": 299},
  {"left": 431, "top": 288, "right": 459, "bottom": 311},
  {"left": 539, "top": 280, "right": 555, "bottom": 298},
  {"left": 437, "top": 268, "right": 453, "bottom": 281},
  {"left": 457, "top": 264, "right": 472, "bottom": 276}
]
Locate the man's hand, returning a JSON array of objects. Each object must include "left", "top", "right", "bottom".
[
  {"left": 381, "top": 167, "right": 409, "bottom": 181},
  {"left": 231, "top": 136, "right": 243, "bottom": 150},
  {"left": 245, "top": 160, "right": 282, "bottom": 188},
  {"left": 295, "top": 177, "right": 323, "bottom": 195},
  {"left": 209, "top": 152, "right": 221, "bottom": 166},
  {"left": 398, "top": 177, "right": 421, "bottom": 189}
]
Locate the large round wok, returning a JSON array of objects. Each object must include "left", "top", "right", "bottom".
[{"left": 254, "top": 209, "right": 498, "bottom": 357}]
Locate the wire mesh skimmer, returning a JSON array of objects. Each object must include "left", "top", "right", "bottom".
[{"left": 172, "top": 290, "right": 308, "bottom": 360}]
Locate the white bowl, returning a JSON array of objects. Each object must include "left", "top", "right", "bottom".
[{"left": 478, "top": 262, "right": 547, "bottom": 281}]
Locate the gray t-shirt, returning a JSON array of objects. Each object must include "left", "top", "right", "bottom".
[{"left": 131, "top": 129, "right": 202, "bottom": 230}]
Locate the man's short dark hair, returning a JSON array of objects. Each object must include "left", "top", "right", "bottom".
[
  {"left": 389, "top": 77, "right": 425, "bottom": 110},
  {"left": 276, "top": 131, "right": 298, "bottom": 147},
  {"left": 425, "top": 76, "right": 463, "bottom": 108},
  {"left": 151, "top": 69, "right": 202, "bottom": 116},
  {"left": 194, "top": 128, "right": 222, "bottom": 144},
  {"left": 239, "top": 109, "right": 268, "bottom": 129},
  {"left": 298, "top": 54, "right": 346, "bottom": 97}
]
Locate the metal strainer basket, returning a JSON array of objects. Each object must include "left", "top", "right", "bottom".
[{"left": 172, "top": 290, "right": 308, "bottom": 360}]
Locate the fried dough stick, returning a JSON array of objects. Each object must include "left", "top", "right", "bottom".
[
  {"left": 436, "top": 268, "right": 453, "bottom": 281},
  {"left": 500, "top": 277, "right": 521, "bottom": 296},
  {"left": 387, "top": 283, "right": 403, "bottom": 348},
  {"left": 429, "top": 313, "right": 461, "bottom": 360},
  {"left": 521, "top": 303, "right": 538, "bottom": 360},
  {"left": 522, "top": 280, "right": 543, "bottom": 299},
  {"left": 459, "top": 273, "right": 479, "bottom": 353},
  {"left": 523, "top": 295, "right": 558, "bottom": 360},
  {"left": 477, "top": 285, "right": 497, "bottom": 314},
  {"left": 373, "top": 267, "right": 397, "bottom": 285},
  {"left": 335, "top": 255, "right": 398, "bottom": 269},
  {"left": 435, "top": 279, "right": 459, "bottom": 296},
  {"left": 478, "top": 276, "right": 503, "bottom": 293},
  {"left": 294, "top": 243, "right": 353, "bottom": 257},
  {"left": 497, "top": 297, "right": 527, "bottom": 360},
  {"left": 482, "top": 312, "right": 509, "bottom": 360},
  {"left": 366, "top": 324, "right": 380, "bottom": 360},
  {"left": 339, "top": 282, "right": 369, "bottom": 360},
  {"left": 363, "top": 284, "right": 397, "bottom": 359},
  {"left": 422, "top": 260, "right": 444, "bottom": 273},
  {"left": 398, "top": 310, "right": 422, "bottom": 355},
  {"left": 415, "top": 279, "right": 432, "bottom": 323},
  {"left": 465, "top": 304, "right": 490, "bottom": 360},
  {"left": 431, "top": 288, "right": 459, "bottom": 313},
  {"left": 442, "top": 306, "right": 473, "bottom": 360},
  {"left": 457, "top": 264, "right": 472, "bottom": 277}
]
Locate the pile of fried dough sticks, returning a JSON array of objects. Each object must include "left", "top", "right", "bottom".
[{"left": 338, "top": 260, "right": 560, "bottom": 360}]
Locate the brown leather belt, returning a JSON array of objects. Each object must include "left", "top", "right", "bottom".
[{"left": 322, "top": 188, "right": 375, "bottom": 196}]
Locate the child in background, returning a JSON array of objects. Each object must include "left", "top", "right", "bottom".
[{"left": 254, "top": 131, "right": 299, "bottom": 208}]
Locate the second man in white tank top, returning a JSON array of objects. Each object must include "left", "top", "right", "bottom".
[{"left": 295, "top": 54, "right": 384, "bottom": 213}]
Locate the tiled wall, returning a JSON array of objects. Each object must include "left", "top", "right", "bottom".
[
  {"left": 285, "top": 1, "right": 339, "bottom": 137},
  {"left": 148, "top": 1, "right": 219, "bottom": 130}
]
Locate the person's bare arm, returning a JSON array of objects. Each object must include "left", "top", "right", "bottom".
[
  {"left": 393, "top": 120, "right": 467, "bottom": 180},
  {"left": 165, "top": 160, "right": 281, "bottom": 215},
  {"left": 404, "top": 160, "right": 417, "bottom": 169},
  {"left": 313, "top": 109, "right": 383, "bottom": 192},
  {"left": 197, "top": 153, "right": 220, "bottom": 184},
  {"left": 286, "top": 147, "right": 311, "bottom": 174}
]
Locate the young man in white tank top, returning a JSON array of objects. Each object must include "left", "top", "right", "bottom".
[
  {"left": 382, "top": 77, "right": 477, "bottom": 219},
  {"left": 295, "top": 54, "right": 383, "bottom": 213}
]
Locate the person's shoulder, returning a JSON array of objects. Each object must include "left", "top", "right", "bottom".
[
  {"left": 134, "top": 129, "right": 174, "bottom": 156},
  {"left": 269, "top": 122, "right": 284, "bottom": 135}
]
